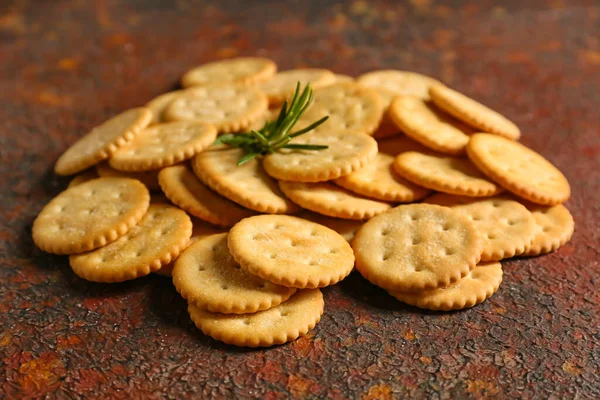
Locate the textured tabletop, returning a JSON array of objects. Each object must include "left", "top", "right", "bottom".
[{"left": 1, "top": 0, "right": 599, "bottom": 398}]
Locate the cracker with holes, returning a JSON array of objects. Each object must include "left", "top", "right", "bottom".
[
  {"left": 156, "top": 217, "right": 227, "bottom": 277},
  {"left": 357, "top": 70, "right": 442, "bottom": 101},
  {"left": 188, "top": 289, "right": 324, "bottom": 348},
  {"left": 388, "top": 96, "right": 476, "bottom": 155},
  {"left": 467, "top": 133, "right": 571, "bottom": 205},
  {"left": 425, "top": 193, "right": 536, "bottom": 261},
  {"left": 158, "top": 165, "right": 255, "bottom": 227},
  {"left": 294, "top": 82, "right": 384, "bottom": 136},
  {"left": 521, "top": 203, "right": 574, "bottom": 256},
  {"left": 164, "top": 85, "right": 267, "bottom": 132},
  {"left": 393, "top": 151, "right": 502, "bottom": 197},
  {"left": 69, "top": 204, "right": 191, "bottom": 282},
  {"left": 228, "top": 215, "right": 355, "bottom": 288},
  {"left": 259, "top": 68, "right": 335, "bottom": 105},
  {"left": 353, "top": 204, "right": 482, "bottom": 292},
  {"left": 181, "top": 57, "right": 277, "bottom": 88},
  {"left": 263, "top": 131, "right": 378, "bottom": 182},
  {"left": 33, "top": 178, "right": 150, "bottom": 255},
  {"left": 173, "top": 233, "right": 296, "bottom": 313},
  {"left": 279, "top": 181, "right": 391, "bottom": 220},
  {"left": 109, "top": 121, "right": 217, "bottom": 171},
  {"left": 193, "top": 147, "right": 298, "bottom": 214},
  {"left": 55, "top": 108, "right": 152, "bottom": 175},
  {"left": 429, "top": 85, "right": 521, "bottom": 140},
  {"left": 389, "top": 261, "right": 503, "bottom": 311},
  {"left": 296, "top": 211, "right": 364, "bottom": 243},
  {"left": 334, "top": 152, "right": 430, "bottom": 202},
  {"left": 96, "top": 162, "right": 160, "bottom": 191}
]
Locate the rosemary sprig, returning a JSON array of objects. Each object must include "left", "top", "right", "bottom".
[{"left": 213, "top": 82, "right": 329, "bottom": 165}]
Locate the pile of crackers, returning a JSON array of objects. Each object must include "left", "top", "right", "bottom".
[{"left": 32, "top": 57, "right": 574, "bottom": 348}]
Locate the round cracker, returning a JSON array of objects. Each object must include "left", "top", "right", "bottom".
[
  {"left": 173, "top": 233, "right": 296, "bottom": 313},
  {"left": 259, "top": 69, "right": 336, "bottom": 105},
  {"left": 389, "top": 261, "right": 503, "bottom": 311},
  {"left": 145, "top": 90, "right": 185, "bottom": 124},
  {"left": 96, "top": 162, "right": 160, "bottom": 191},
  {"left": 55, "top": 108, "right": 152, "bottom": 175},
  {"left": 331, "top": 74, "right": 355, "bottom": 84},
  {"left": 228, "top": 215, "right": 355, "bottom": 289},
  {"left": 193, "top": 147, "right": 298, "bottom": 214},
  {"left": 69, "top": 204, "right": 191, "bottom": 282},
  {"left": 357, "top": 70, "right": 442, "bottom": 102},
  {"left": 181, "top": 57, "right": 276, "bottom": 88},
  {"left": 393, "top": 151, "right": 502, "bottom": 197},
  {"left": 467, "top": 133, "right": 570, "bottom": 205},
  {"left": 263, "top": 131, "right": 378, "bottom": 182},
  {"left": 429, "top": 85, "right": 521, "bottom": 140},
  {"left": 188, "top": 289, "right": 324, "bottom": 348},
  {"left": 32, "top": 178, "right": 150, "bottom": 255},
  {"left": 334, "top": 152, "right": 430, "bottom": 202},
  {"left": 521, "top": 203, "right": 574, "bottom": 256},
  {"left": 353, "top": 204, "right": 482, "bottom": 292},
  {"left": 388, "top": 96, "right": 475, "bottom": 155},
  {"left": 279, "top": 181, "right": 391, "bottom": 220},
  {"left": 109, "top": 121, "right": 217, "bottom": 172},
  {"left": 164, "top": 85, "right": 267, "bottom": 132},
  {"left": 424, "top": 193, "right": 536, "bottom": 261},
  {"left": 294, "top": 82, "right": 384, "bottom": 136},
  {"left": 158, "top": 165, "right": 255, "bottom": 227},
  {"left": 372, "top": 115, "right": 402, "bottom": 139}
]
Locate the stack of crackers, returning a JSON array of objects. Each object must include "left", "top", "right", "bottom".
[{"left": 32, "top": 57, "right": 574, "bottom": 348}]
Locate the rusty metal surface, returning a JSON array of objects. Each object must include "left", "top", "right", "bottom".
[{"left": 1, "top": 0, "right": 599, "bottom": 398}]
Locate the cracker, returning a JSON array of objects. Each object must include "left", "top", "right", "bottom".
[
  {"left": 164, "top": 85, "right": 267, "bottom": 132},
  {"left": 389, "top": 261, "right": 503, "bottom": 311},
  {"left": 467, "top": 133, "right": 571, "bottom": 205},
  {"left": 156, "top": 217, "right": 226, "bottom": 277},
  {"left": 377, "top": 135, "right": 432, "bottom": 156},
  {"left": 109, "top": 121, "right": 217, "bottom": 172},
  {"left": 67, "top": 169, "right": 98, "bottom": 188},
  {"left": 429, "top": 85, "right": 521, "bottom": 140},
  {"left": 173, "top": 233, "right": 296, "bottom": 313},
  {"left": 259, "top": 69, "right": 336, "bottom": 105},
  {"left": 352, "top": 204, "right": 482, "bottom": 292},
  {"left": 293, "top": 82, "right": 384, "bottom": 136},
  {"left": 279, "top": 181, "right": 391, "bottom": 220},
  {"left": 388, "top": 96, "right": 475, "bottom": 155},
  {"left": 32, "top": 178, "right": 150, "bottom": 255},
  {"left": 55, "top": 108, "right": 152, "bottom": 175},
  {"left": 181, "top": 57, "right": 276, "bottom": 88},
  {"left": 263, "top": 131, "right": 378, "bottom": 182},
  {"left": 228, "top": 215, "right": 355, "bottom": 288},
  {"left": 393, "top": 151, "right": 502, "bottom": 197},
  {"left": 158, "top": 165, "right": 255, "bottom": 227},
  {"left": 357, "top": 70, "right": 442, "bottom": 101},
  {"left": 424, "top": 193, "right": 536, "bottom": 261},
  {"left": 145, "top": 90, "right": 184, "bottom": 124},
  {"left": 333, "top": 152, "right": 430, "bottom": 202},
  {"left": 296, "top": 211, "right": 363, "bottom": 243},
  {"left": 188, "top": 289, "right": 324, "bottom": 347},
  {"left": 193, "top": 147, "right": 298, "bottom": 214},
  {"left": 96, "top": 162, "right": 160, "bottom": 191},
  {"left": 521, "top": 203, "right": 574, "bottom": 256},
  {"left": 70, "top": 204, "right": 192, "bottom": 282}
]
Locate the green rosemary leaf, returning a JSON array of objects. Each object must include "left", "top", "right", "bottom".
[
  {"left": 282, "top": 144, "right": 329, "bottom": 150},
  {"left": 289, "top": 116, "right": 329, "bottom": 138}
]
